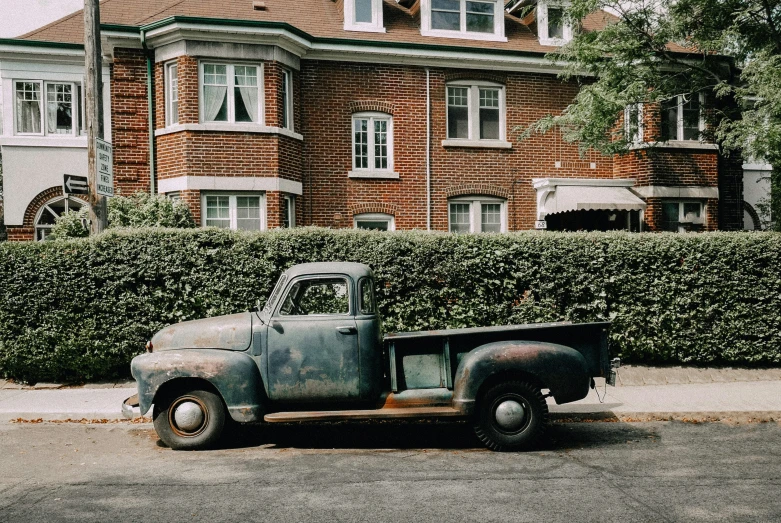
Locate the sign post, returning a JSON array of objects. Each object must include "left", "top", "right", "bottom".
[
  {"left": 85, "top": 0, "right": 108, "bottom": 234},
  {"left": 96, "top": 138, "right": 114, "bottom": 197}
]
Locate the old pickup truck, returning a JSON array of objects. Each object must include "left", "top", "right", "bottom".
[{"left": 123, "top": 262, "right": 617, "bottom": 451}]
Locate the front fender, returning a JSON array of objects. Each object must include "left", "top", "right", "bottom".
[
  {"left": 130, "top": 349, "right": 264, "bottom": 423},
  {"left": 452, "top": 341, "right": 590, "bottom": 414}
]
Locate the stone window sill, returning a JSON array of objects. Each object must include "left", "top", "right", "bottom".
[
  {"left": 442, "top": 139, "right": 512, "bottom": 149},
  {"left": 348, "top": 170, "right": 400, "bottom": 179},
  {"left": 155, "top": 123, "right": 303, "bottom": 141}
]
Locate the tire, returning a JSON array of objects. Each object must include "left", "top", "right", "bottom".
[
  {"left": 474, "top": 380, "right": 549, "bottom": 452},
  {"left": 153, "top": 388, "right": 226, "bottom": 450}
]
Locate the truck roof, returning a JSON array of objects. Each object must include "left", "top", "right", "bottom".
[{"left": 283, "top": 262, "right": 374, "bottom": 280}]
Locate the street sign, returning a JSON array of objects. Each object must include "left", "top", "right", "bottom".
[
  {"left": 96, "top": 138, "right": 114, "bottom": 197},
  {"left": 63, "top": 174, "right": 89, "bottom": 195}
]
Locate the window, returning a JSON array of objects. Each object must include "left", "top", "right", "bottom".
[
  {"left": 354, "top": 213, "right": 395, "bottom": 231},
  {"left": 344, "top": 0, "right": 385, "bottom": 31},
  {"left": 661, "top": 201, "right": 705, "bottom": 232},
  {"left": 282, "top": 195, "right": 295, "bottom": 228},
  {"left": 359, "top": 278, "right": 376, "bottom": 314},
  {"left": 352, "top": 113, "right": 393, "bottom": 173},
  {"left": 661, "top": 94, "right": 704, "bottom": 142},
  {"left": 201, "top": 63, "right": 261, "bottom": 123},
  {"left": 34, "top": 196, "right": 86, "bottom": 241},
  {"left": 538, "top": 2, "right": 573, "bottom": 45},
  {"left": 166, "top": 62, "right": 179, "bottom": 126},
  {"left": 15, "top": 81, "right": 83, "bottom": 136},
  {"left": 279, "top": 278, "right": 350, "bottom": 316},
  {"left": 423, "top": 0, "right": 505, "bottom": 41},
  {"left": 448, "top": 197, "right": 506, "bottom": 233},
  {"left": 202, "top": 194, "right": 265, "bottom": 231},
  {"left": 624, "top": 104, "right": 643, "bottom": 143},
  {"left": 281, "top": 69, "right": 293, "bottom": 131},
  {"left": 446, "top": 82, "right": 505, "bottom": 142}
]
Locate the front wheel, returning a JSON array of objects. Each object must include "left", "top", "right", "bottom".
[
  {"left": 474, "top": 381, "right": 549, "bottom": 452},
  {"left": 153, "top": 388, "right": 226, "bottom": 450}
]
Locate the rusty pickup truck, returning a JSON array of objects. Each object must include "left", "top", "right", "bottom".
[{"left": 123, "top": 262, "right": 618, "bottom": 451}]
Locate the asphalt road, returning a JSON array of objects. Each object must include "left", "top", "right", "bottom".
[{"left": 1, "top": 420, "right": 780, "bottom": 523}]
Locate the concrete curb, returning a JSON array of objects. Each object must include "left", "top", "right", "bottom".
[{"left": 550, "top": 411, "right": 781, "bottom": 423}]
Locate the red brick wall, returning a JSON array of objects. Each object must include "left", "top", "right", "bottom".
[{"left": 111, "top": 48, "right": 151, "bottom": 195}]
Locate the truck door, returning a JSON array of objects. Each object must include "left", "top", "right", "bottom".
[{"left": 266, "top": 275, "right": 361, "bottom": 402}]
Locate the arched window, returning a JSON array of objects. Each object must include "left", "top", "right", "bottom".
[{"left": 34, "top": 195, "right": 87, "bottom": 241}]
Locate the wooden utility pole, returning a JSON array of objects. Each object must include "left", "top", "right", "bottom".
[{"left": 84, "top": 0, "right": 107, "bottom": 234}]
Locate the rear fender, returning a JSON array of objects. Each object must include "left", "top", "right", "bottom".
[
  {"left": 452, "top": 341, "right": 590, "bottom": 415},
  {"left": 130, "top": 349, "right": 264, "bottom": 423}
]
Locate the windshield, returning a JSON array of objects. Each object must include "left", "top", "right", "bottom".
[{"left": 261, "top": 274, "right": 287, "bottom": 315}]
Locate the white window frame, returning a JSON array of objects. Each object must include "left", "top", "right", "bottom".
[
  {"left": 344, "top": 0, "right": 385, "bottom": 32},
  {"left": 350, "top": 112, "right": 394, "bottom": 176},
  {"left": 420, "top": 0, "right": 507, "bottom": 42},
  {"left": 448, "top": 196, "right": 507, "bottom": 233},
  {"left": 354, "top": 213, "right": 396, "bottom": 231},
  {"left": 661, "top": 200, "right": 706, "bottom": 232},
  {"left": 624, "top": 103, "right": 643, "bottom": 143},
  {"left": 444, "top": 81, "right": 507, "bottom": 145},
  {"left": 201, "top": 193, "right": 267, "bottom": 231},
  {"left": 282, "top": 194, "right": 296, "bottom": 228},
  {"left": 34, "top": 195, "right": 87, "bottom": 241},
  {"left": 281, "top": 69, "right": 294, "bottom": 131},
  {"left": 538, "top": 1, "right": 573, "bottom": 46},
  {"left": 199, "top": 62, "right": 264, "bottom": 124},
  {"left": 662, "top": 93, "right": 706, "bottom": 142},
  {"left": 165, "top": 61, "right": 179, "bottom": 127},
  {"left": 13, "top": 80, "right": 83, "bottom": 137}
]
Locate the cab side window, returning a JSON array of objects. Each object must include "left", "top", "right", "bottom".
[
  {"left": 359, "top": 278, "right": 376, "bottom": 314},
  {"left": 279, "top": 278, "right": 350, "bottom": 316}
]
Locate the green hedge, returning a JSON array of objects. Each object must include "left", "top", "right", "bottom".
[{"left": 1, "top": 228, "right": 780, "bottom": 382}]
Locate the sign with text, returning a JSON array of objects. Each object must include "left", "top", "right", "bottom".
[
  {"left": 63, "top": 174, "right": 89, "bottom": 195},
  {"left": 535, "top": 220, "right": 548, "bottom": 230},
  {"left": 96, "top": 138, "right": 114, "bottom": 197}
]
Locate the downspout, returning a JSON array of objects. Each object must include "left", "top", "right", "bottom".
[
  {"left": 141, "top": 30, "right": 156, "bottom": 195},
  {"left": 426, "top": 67, "right": 431, "bottom": 231}
]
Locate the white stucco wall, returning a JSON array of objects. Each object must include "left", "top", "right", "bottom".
[
  {"left": 743, "top": 166, "right": 772, "bottom": 230},
  {"left": 1, "top": 145, "right": 88, "bottom": 225}
]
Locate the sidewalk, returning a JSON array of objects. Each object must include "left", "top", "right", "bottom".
[{"left": 1, "top": 366, "right": 780, "bottom": 422}]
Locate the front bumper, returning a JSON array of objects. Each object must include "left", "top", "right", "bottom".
[{"left": 122, "top": 394, "right": 140, "bottom": 419}]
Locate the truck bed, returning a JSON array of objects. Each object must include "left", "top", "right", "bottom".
[{"left": 384, "top": 321, "right": 611, "bottom": 392}]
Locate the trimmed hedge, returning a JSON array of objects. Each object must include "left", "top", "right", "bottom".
[{"left": 0, "top": 228, "right": 780, "bottom": 382}]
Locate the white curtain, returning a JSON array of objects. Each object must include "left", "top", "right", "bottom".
[
  {"left": 237, "top": 86, "right": 258, "bottom": 122},
  {"left": 47, "top": 100, "right": 57, "bottom": 134},
  {"left": 203, "top": 85, "right": 227, "bottom": 121},
  {"left": 16, "top": 97, "right": 41, "bottom": 134}
]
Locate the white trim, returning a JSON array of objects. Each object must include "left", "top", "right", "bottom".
[
  {"left": 538, "top": 1, "right": 573, "bottom": 46},
  {"left": 165, "top": 61, "right": 179, "bottom": 127},
  {"left": 742, "top": 163, "right": 773, "bottom": 171},
  {"left": 660, "top": 200, "right": 707, "bottom": 231},
  {"left": 158, "top": 175, "right": 303, "bottom": 195},
  {"left": 351, "top": 111, "right": 394, "bottom": 175},
  {"left": 344, "top": 0, "right": 386, "bottom": 33},
  {"left": 281, "top": 68, "right": 294, "bottom": 132},
  {"left": 632, "top": 186, "right": 719, "bottom": 199},
  {"left": 533, "top": 178, "right": 637, "bottom": 188},
  {"left": 442, "top": 139, "right": 511, "bottom": 148},
  {"left": 354, "top": 212, "right": 396, "bottom": 231},
  {"left": 282, "top": 194, "right": 296, "bottom": 228},
  {"left": 201, "top": 192, "right": 267, "bottom": 231},
  {"left": 420, "top": 0, "right": 507, "bottom": 42},
  {"left": 448, "top": 195, "right": 507, "bottom": 233},
  {"left": 154, "top": 122, "right": 303, "bottom": 141},
  {"left": 660, "top": 93, "right": 705, "bottom": 142},
  {"left": 0, "top": 136, "right": 87, "bottom": 147},
  {"left": 348, "top": 170, "right": 400, "bottom": 179},
  {"left": 624, "top": 103, "right": 643, "bottom": 143},
  {"left": 199, "top": 61, "right": 264, "bottom": 124}
]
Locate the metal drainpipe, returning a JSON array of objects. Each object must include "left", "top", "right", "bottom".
[
  {"left": 426, "top": 67, "right": 431, "bottom": 231},
  {"left": 141, "top": 30, "right": 156, "bottom": 195}
]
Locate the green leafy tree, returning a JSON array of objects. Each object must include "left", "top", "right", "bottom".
[
  {"left": 49, "top": 207, "right": 89, "bottom": 240},
  {"left": 519, "top": 0, "right": 780, "bottom": 228}
]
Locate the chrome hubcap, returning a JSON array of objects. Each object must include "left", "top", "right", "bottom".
[
  {"left": 495, "top": 400, "right": 526, "bottom": 431},
  {"left": 173, "top": 401, "right": 205, "bottom": 433}
]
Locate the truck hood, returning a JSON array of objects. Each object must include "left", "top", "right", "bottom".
[{"left": 151, "top": 313, "right": 253, "bottom": 352}]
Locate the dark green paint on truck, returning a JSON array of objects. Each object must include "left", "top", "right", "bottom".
[{"left": 126, "top": 262, "right": 616, "bottom": 451}]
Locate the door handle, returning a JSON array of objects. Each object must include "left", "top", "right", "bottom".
[{"left": 336, "top": 326, "right": 357, "bottom": 334}]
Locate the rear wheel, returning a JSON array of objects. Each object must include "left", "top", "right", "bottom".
[
  {"left": 153, "top": 388, "right": 226, "bottom": 450},
  {"left": 474, "top": 381, "right": 548, "bottom": 452}
]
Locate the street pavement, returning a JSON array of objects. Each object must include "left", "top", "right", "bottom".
[{"left": 0, "top": 365, "right": 780, "bottom": 422}]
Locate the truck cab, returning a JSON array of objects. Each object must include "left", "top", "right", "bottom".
[{"left": 125, "top": 262, "right": 617, "bottom": 451}]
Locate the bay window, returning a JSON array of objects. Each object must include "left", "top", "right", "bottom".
[
  {"left": 624, "top": 103, "right": 643, "bottom": 143},
  {"left": 538, "top": 2, "right": 573, "bottom": 45},
  {"left": 281, "top": 69, "right": 293, "bottom": 131},
  {"left": 449, "top": 197, "right": 507, "bottom": 233},
  {"left": 15, "top": 81, "right": 82, "bottom": 136},
  {"left": 661, "top": 201, "right": 705, "bottom": 232},
  {"left": 166, "top": 62, "right": 179, "bottom": 126},
  {"left": 422, "top": 0, "right": 506, "bottom": 41},
  {"left": 203, "top": 193, "right": 265, "bottom": 231},
  {"left": 201, "top": 63, "right": 261, "bottom": 124},
  {"left": 445, "top": 82, "right": 506, "bottom": 144},
  {"left": 661, "top": 94, "right": 704, "bottom": 142}
]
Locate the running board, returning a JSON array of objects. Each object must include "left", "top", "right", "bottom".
[{"left": 264, "top": 406, "right": 462, "bottom": 423}]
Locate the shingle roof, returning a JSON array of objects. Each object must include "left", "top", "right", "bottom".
[{"left": 19, "top": 0, "right": 618, "bottom": 55}]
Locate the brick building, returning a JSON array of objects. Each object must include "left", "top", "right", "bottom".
[{"left": 0, "top": 0, "right": 758, "bottom": 241}]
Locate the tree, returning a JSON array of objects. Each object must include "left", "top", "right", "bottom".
[{"left": 519, "top": 0, "right": 780, "bottom": 228}]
